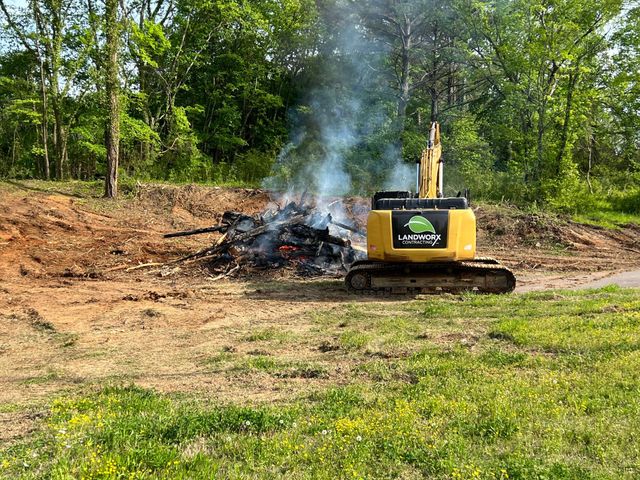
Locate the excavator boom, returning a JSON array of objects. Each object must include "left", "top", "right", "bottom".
[{"left": 419, "top": 122, "right": 443, "bottom": 199}]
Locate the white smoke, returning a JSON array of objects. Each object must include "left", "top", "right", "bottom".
[
  {"left": 382, "top": 143, "right": 414, "bottom": 191},
  {"left": 264, "top": 1, "right": 416, "bottom": 199},
  {"left": 383, "top": 161, "right": 415, "bottom": 192}
]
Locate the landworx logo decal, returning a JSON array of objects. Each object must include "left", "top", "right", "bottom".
[
  {"left": 404, "top": 216, "right": 436, "bottom": 234},
  {"left": 398, "top": 215, "right": 443, "bottom": 247}
]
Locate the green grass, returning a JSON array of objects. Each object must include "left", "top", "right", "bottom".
[
  {"left": 243, "top": 327, "right": 292, "bottom": 343},
  {"left": 573, "top": 210, "right": 640, "bottom": 229},
  {"left": 3, "top": 287, "right": 640, "bottom": 479}
]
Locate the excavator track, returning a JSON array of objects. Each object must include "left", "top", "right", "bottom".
[{"left": 345, "top": 258, "right": 516, "bottom": 295}]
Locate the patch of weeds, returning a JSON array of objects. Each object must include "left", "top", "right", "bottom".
[
  {"left": 421, "top": 299, "right": 457, "bottom": 317},
  {"left": 479, "top": 348, "right": 528, "bottom": 367},
  {"left": 241, "top": 355, "right": 280, "bottom": 372},
  {"left": 0, "top": 403, "right": 23, "bottom": 414},
  {"left": 243, "top": 327, "right": 291, "bottom": 343},
  {"left": 244, "top": 328, "right": 278, "bottom": 341},
  {"left": 312, "top": 386, "right": 367, "bottom": 417},
  {"left": 487, "top": 330, "right": 517, "bottom": 342},
  {"left": 232, "top": 355, "right": 327, "bottom": 379},
  {"left": 275, "top": 364, "right": 328, "bottom": 379},
  {"left": 464, "top": 403, "right": 520, "bottom": 440},
  {"left": 202, "top": 352, "right": 233, "bottom": 367},
  {"left": 60, "top": 333, "right": 78, "bottom": 348},
  {"left": 339, "top": 331, "right": 371, "bottom": 350},
  {"left": 314, "top": 304, "right": 373, "bottom": 328},
  {"left": 25, "top": 308, "right": 56, "bottom": 333},
  {"left": 21, "top": 369, "right": 60, "bottom": 385},
  {"left": 318, "top": 340, "right": 340, "bottom": 352},
  {"left": 354, "top": 359, "right": 400, "bottom": 381},
  {"left": 574, "top": 210, "right": 640, "bottom": 230}
]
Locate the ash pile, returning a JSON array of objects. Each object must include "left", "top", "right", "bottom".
[{"left": 166, "top": 199, "right": 366, "bottom": 278}]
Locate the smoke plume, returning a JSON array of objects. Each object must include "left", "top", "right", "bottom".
[{"left": 264, "top": 1, "right": 413, "bottom": 198}]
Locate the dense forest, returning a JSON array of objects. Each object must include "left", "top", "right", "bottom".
[{"left": 0, "top": 0, "right": 638, "bottom": 212}]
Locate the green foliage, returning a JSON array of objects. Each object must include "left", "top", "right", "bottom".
[
  {"left": 611, "top": 182, "right": 640, "bottom": 214},
  {"left": 233, "top": 150, "right": 277, "bottom": 184},
  {"left": 443, "top": 115, "right": 497, "bottom": 197},
  {"left": 0, "top": 0, "right": 638, "bottom": 211}
]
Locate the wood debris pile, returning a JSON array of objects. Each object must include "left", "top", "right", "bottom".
[{"left": 165, "top": 200, "right": 365, "bottom": 277}]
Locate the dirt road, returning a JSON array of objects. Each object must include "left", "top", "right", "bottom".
[
  {"left": 1, "top": 181, "right": 639, "bottom": 443},
  {"left": 577, "top": 269, "right": 640, "bottom": 289}
]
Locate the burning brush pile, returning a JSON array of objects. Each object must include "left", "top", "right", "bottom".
[{"left": 165, "top": 198, "right": 366, "bottom": 278}]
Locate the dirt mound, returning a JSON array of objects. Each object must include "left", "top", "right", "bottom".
[
  {"left": 135, "top": 183, "right": 269, "bottom": 220},
  {"left": 477, "top": 207, "right": 567, "bottom": 248},
  {"left": 479, "top": 205, "right": 640, "bottom": 253},
  {"left": 476, "top": 204, "right": 640, "bottom": 255},
  {"left": 0, "top": 184, "right": 270, "bottom": 279}
]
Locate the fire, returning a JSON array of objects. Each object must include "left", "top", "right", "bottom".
[{"left": 278, "top": 245, "right": 300, "bottom": 252}]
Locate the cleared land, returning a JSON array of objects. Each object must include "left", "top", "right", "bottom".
[{"left": 1, "top": 181, "right": 640, "bottom": 479}]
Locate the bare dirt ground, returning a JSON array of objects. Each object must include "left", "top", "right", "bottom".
[{"left": 1, "top": 181, "right": 639, "bottom": 444}]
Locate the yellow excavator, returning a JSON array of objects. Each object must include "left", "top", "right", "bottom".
[{"left": 345, "top": 122, "right": 516, "bottom": 294}]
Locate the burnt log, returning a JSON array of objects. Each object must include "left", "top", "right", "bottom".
[{"left": 163, "top": 225, "right": 226, "bottom": 238}]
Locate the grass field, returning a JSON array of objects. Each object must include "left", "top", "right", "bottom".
[{"left": 2, "top": 287, "right": 640, "bottom": 479}]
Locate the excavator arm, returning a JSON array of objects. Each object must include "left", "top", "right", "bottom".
[{"left": 418, "top": 122, "right": 443, "bottom": 199}]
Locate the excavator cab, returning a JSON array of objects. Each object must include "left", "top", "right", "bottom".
[{"left": 345, "top": 122, "right": 516, "bottom": 294}]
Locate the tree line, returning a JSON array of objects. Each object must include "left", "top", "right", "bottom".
[{"left": 0, "top": 0, "right": 638, "bottom": 211}]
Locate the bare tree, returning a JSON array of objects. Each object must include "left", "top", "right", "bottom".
[{"left": 355, "top": 0, "right": 462, "bottom": 139}]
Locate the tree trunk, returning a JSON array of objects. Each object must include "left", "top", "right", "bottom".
[
  {"left": 396, "top": 19, "right": 411, "bottom": 135},
  {"left": 104, "top": 0, "right": 120, "bottom": 198},
  {"left": 50, "top": 3, "right": 65, "bottom": 180},
  {"left": 11, "top": 125, "right": 17, "bottom": 171},
  {"left": 586, "top": 133, "right": 594, "bottom": 194},
  {"left": 446, "top": 63, "right": 454, "bottom": 108},
  {"left": 555, "top": 71, "right": 578, "bottom": 175},
  {"left": 138, "top": 61, "right": 152, "bottom": 166},
  {"left": 38, "top": 56, "right": 50, "bottom": 180},
  {"left": 430, "top": 87, "right": 439, "bottom": 122},
  {"left": 52, "top": 104, "right": 66, "bottom": 179}
]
